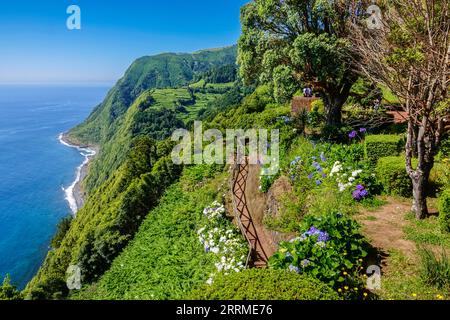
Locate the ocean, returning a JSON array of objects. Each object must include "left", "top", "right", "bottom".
[{"left": 0, "top": 85, "right": 109, "bottom": 289}]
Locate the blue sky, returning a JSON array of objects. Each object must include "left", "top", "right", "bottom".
[{"left": 0, "top": 0, "right": 248, "bottom": 84}]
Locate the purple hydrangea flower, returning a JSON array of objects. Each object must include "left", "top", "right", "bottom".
[
  {"left": 306, "top": 226, "right": 320, "bottom": 236},
  {"left": 359, "top": 127, "right": 367, "bottom": 134},
  {"left": 317, "top": 231, "right": 330, "bottom": 242},
  {"left": 349, "top": 130, "right": 358, "bottom": 139},
  {"left": 352, "top": 185, "right": 369, "bottom": 201}
]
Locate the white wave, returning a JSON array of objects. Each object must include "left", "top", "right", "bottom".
[{"left": 59, "top": 133, "right": 96, "bottom": 215}]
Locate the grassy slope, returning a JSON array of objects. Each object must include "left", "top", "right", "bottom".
[{"left": 74, "top": 167, "right": 229, "bottom": 300}]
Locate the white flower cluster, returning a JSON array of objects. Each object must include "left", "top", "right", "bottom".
[
  {"left": 330, "top": 161, "right": 363, "bottom": 192},
  {"left": 202, "top": 201, "right": 225, "bottom": 220},
  {"left": 198, "top": 201, "right": 247, "bottom": 285}
]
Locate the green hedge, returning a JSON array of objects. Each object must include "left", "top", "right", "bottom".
[
  {"left": 187, "top": 269, "right": 340, "bottom": 300},
  {"left": 365, "top": 135, "right": 404, "bottom": 164},
  {"left": 439, "top": 189, "right": 450, "bottom": 233},
  {"left": 376, "top": 156, "right": 412, "bottom": 197}
]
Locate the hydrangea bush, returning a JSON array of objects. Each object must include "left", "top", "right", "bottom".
[
  {"left": 269, "top": 211, "right": 369, "bottom": 298},
  {"left": 197, "top": 201, "right": 248, "bottom": 284}
]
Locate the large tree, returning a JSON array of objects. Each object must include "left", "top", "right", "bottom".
[
  {"left": 238, "top": 0, "right": 363, "bottom": 126},
  {"left": 349, "top": 0, "right": 449, "bottom": 219}
]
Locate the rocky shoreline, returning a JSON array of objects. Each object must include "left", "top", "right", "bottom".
[{"left": 59, "top": 133, "right": 98, "bottom": 214}]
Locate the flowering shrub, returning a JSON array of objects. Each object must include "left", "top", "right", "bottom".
[
  {"left": 349, "top": 128, "right": 367, "bottom": 141},
  {"left": 352, "top": 185, "right": 369, "bottom": 201},
  {"left": 269, "top": 211, "right": 369, "bottom": 297},
  {"left": 197, "top": 201, "right": 248, "bottom": 284},
  {"left": 329, "top": 161, "right": 364, "bottom": 193}
]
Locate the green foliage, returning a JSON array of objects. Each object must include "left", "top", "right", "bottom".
[
  {"left": 404, "top": 212, "right": 450, "bottom": 248},
  {"left": 364, "top": 135, "right": 403, "bottom": 164},
  {"left": 26, "top": 274, "right": 69, "bottom": 300},
  {"left": 188, "top": 269, "right": 340, "bottom": 300},
  {"left": 194, "top": 64, "right": 237, "bottom": 84},
  {"left": 437, "top": 134, "right": 450, "bottom": 161},
  {"left": 418, "top": 247, "right": 450, "bottom": 290},
  {"left": 272, "top": 65, "right": 299, "bottom": 103},
  {"left": 26, "top": 137, "right": 182, "bottom": 298},
  {"left": 238, "top": 0, "right": 357, "bottom": 124},
  {"left": 269, "top": 211, "right": 368, "bottom": 297},
  {"left": 73, "top": 167, "right": 229, "bottom": 300},
  {"left": 348, "top": 78, "right": 382, "bottom": 108},
  {"left": 321, "top": 124, "right": 354, "bottom": 142},
  {"left": 0, "top": 276, "right": 22, "bottom": 300},
  {"left": 260, "top": 174, "right": 278, "bottom": 193},
  {"left": 51, "top": 216, "right": 73, "bottom": 249},
  {"left": 439, "top": 189, "right": 450, "bottom": 233},
  {"left": 376, "top": 156, "right": 412, "bottom": 197},
  {"left": 241, "top": 85, "right": 274, "bottom": 113}
]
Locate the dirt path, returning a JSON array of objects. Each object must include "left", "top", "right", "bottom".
[{"left": 356, "top": 198, "right": 417, "bottom": 260}]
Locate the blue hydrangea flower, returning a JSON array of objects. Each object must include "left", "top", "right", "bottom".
[
  {"left": 289, "top": 265, "right": 300, "bottom": 273},
  {"left": 301, "top": 259, "right": 310, "bottom": 267}
]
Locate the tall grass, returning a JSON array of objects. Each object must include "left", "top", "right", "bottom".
[{"left": 418, "top": 246, "right": 450, "bottom": 289}]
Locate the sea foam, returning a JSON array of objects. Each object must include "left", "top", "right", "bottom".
[{"left": 59, "top": 133, "right": 96, "bottom": 215}]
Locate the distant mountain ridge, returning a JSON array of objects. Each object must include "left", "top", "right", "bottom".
[{"left": 68, "top": 45, "right": 237, "bottom": 145}]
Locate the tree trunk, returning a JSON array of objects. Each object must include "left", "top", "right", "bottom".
[
  {"left": 411, "top": 172, "right": 429, "bottom": 219},
  {"left": 322, "top": 81, "right": 353, "bottom": 127},
  {"left": 323, "top": 94, "right": 345, "bottom": 127}
]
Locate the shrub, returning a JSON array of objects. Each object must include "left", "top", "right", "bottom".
[
  {"left": 187, "top": 269, "right": 340, "bottom": 300},
  {"left": 51, "top": 215, "right": 73, "bottom": 249},
  {"left": 0, "top": 275, "right": 22, "bottom": 300},
  {"left": 418, "top": 247, "right": 450, "bottom": 290},
  {"left": 269, "top": 211, "right": 369, "bottom": 298},
  {"left": 438, "top": 189, "right": 450, "bottom": 233},
  {"left": 364, "top": 135, "right": 403, "bottom": 164},
  {"left": 310, "top": 99, "right": 325, "bottom": 113},
  {"left": 376, "top": 156, "right": 412, "bottom": 197}
]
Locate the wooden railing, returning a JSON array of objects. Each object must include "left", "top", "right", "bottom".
[{"left": 230, "top": 157, "right": 268, "bottom": 268}]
